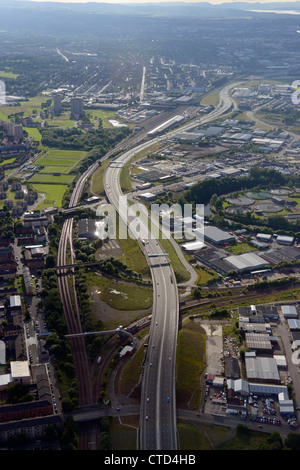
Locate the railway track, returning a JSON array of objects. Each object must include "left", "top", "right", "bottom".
[
  {"left": 55, "top": 85, "right": 239, "bottom": 445},
  {"left": 57, "top": 163, "right": 99, "bottom": 406}
]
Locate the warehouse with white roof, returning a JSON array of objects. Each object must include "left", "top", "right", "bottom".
[
  {"left": 181, "top": 240, "right": 206, "bottom": 252},
  {"left": 288, "top": 319, "right": 300, "bottom": 330},
  {"left": 281, "top": 305, "right": 298, "bottom": 319},
  {"left": 224, "top": 252, "right": 269, "bottom": 273}
]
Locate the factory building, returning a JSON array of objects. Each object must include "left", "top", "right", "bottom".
[
  {"left": 288, "top": 319, "right": 300, "bottom": 331},
  {"left": 281, "top": 305, "right": 299, "bottom": 319},
  {"left": 223, "top": 252, "right": 269, "bottom": 273},
  {"left": 245, "top": 333, "right": 273, "bottom": 355},
  {"left": 276, "top": 235, "right": 294, "bottom": 245},
  {"left": 202, "top": 226, "right": 235, "bottom": 246},
  {"left": 78, "top": 218, "right": 97, "bottom": 240},
  {"left": 245, "top": 356, "right": 280, "bottom": 384}
]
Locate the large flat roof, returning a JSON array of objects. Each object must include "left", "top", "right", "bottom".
[
  {"left": 245, "top": 356, "right": 280, "bottom": 382},
  {"left": 203, "top": 226, "right": 235, "bottom": 243},
  {"left": 9, "top": 295, "right": 21, "bottom": 309},
  {"left": 182, "top": 240, "right": 206, "bottom": 251},
  {"left": 10, "top": 361, "right": 30, "bottom": 379},
  {"left": 282, "top": 305, "right": 298, "bottom": 317},
  {"left": 224, "top": 252, "right": 268, "bottom": 272}
]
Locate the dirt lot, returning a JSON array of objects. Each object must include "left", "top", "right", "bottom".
[{"left": 200, "top": 322, "right": 224, "bottom": 376}]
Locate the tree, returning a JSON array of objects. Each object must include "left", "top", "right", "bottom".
[
  {"left": 45, "top": 254, "right": 56, "bottom": 269},
  {"left": 193, "top": 286, "right": 202, "bottom": 299},
  {"left": 284, "top": 431, "right": 300, "bottom": 450}
]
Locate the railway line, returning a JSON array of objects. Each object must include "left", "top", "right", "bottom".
[
  {"left": 56, "top": 81, "right": 240, "bottom": 448},
  {"left": 57, "top": 163, "right": 99, "bottom": 406}
]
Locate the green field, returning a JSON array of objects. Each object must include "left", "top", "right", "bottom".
[
  {"left": 177, "top": 421, "right": 213, "bottom": 450},
  {"left": 29, "top": 174, "right": 75, "bottom": 185},
  {"left": 32, "top": 183, "right": 67, "bottom": 209},
  {"left": 85, "top": 108, "right": 116, "bottom": 128},
  {"left": 24, "top": 127, "right": 43, "bottom": 143},
  {"left": 29, "top": 149, "right": 87, "bottom": 189},
  {"left": 0, "top": 110, "right": 9, "bottom": 122},
  {"left": 176, "top": 321, "right": 206, "bottom": 408},
  {"left": 119, "top": 343, "right": 146, "bottom": 396},
  {"left": 34, "top": 149, "right": 86, "bottom": 172},
  {"left": 0, "top": 157, "right": 16, "bottom": 166},
  {"left": 226, "top": 242, "right": 257, "bottom": 255},
  {"left": 87, "top": 273, "right": 153, "bottom": 312},
  {"left": 195, "top": 266, "right": 215, "bottom": 285},
  {"left": 0, "top": 95, "right": 46, "bottom": 117},
  {"left": 0, "top": 70, "right": 19, "bottom": 79}
]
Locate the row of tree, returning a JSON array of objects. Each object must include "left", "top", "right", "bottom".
[{"left": 40, "top": 126, "right": 130, "bottom": 152}]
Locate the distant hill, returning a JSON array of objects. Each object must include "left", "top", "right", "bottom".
[
  {"left": 0, "top": 0, "right": 297, "bottom": 37},
  {"left": 2, "top": 0, "right": 300, "bottom": 18}
]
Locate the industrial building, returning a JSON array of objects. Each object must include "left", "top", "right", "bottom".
[
  {"left": 281, "top": 305, "right": 299, "bottom": 319},
  {"left": 202, "top": 226, "right": 235, "bottom": 246},
  {"left": 227, "top": 378, "right": 289, "bottom": 398},
  {"left": 276, "top": 235, "right": 294, "bottom": 245},
  {"left": 240, "top": 322, "right": 271, "bottom": 335},
  {"left": 147, "top": 115, "right": 184, "bottom": 136},
  {"left": 260, "top": 246, "right": 300, "bottom": 265},
  {"left": 245, "top": 356, "right": 280, "bottom": 384},
  {"left": 78, "top": 218, "right": 97, "bottom": 240},
  {"left": 256, "top": 233, "right": 272, "bottom": 243},
  {"left": 274, "top": 355, "right": 287, "bottom": 369},
  {"left": 223, "top": 252, "right": 269, "bottom": 273},
  {"left": 288, "top": 319, "right": 300, "bottom": 331},
  {"left": 245, "top": 333, "right": 273, "bottom": 355},
  {"left": 225, "top": 356, "right": 240, "bottom": 379},
  {"left": 139, "top": 192, "right": 157, "bottom": 202},
  {"left": 239, "top": 304, "right": 279, "bottom": 324},
  {"left": 181, "top": 240, "right": 206, "bottom": 252}
]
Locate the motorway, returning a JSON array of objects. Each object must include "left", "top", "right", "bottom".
[
  {"left": 56, "top": 80, "right": 239, "bottom": 449},
  {"left": 104, "top": 151, "right": 179, "bottom": 450},
  {"left": 103, "top": 81, "right": 238, "bottom": 450}
]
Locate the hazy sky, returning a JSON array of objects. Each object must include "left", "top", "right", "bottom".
[{"left": 16, "top": 0, "right": 298, "bottom": 4}]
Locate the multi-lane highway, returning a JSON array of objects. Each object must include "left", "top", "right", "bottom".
[
  {"left": 104, "top": 147, "right": 179, "bottom": 450},
  {"left": 57, "top": 80, "right": 239, "bottom": 449},
  {"left": 103, "top": 81, "right": 238, "bottom": 450}
]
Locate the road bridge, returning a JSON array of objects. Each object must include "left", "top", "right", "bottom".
[{"left": 66, "top": 326, "right": 136, "bottom": 347}]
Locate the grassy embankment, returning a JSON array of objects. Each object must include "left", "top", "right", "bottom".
[
  {"left": 176, "top": 320, "right": 206, "bottom": 410},
  {"left": 86, "top": 271, "right": 153, "bottom": 330}
]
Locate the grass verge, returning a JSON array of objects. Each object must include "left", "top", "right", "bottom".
[{"left": 176, "top": 321, "right": 206, "bottom": 409}]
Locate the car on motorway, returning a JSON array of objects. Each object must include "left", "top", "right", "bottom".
[
  {"left": 147, "top": 397, "right": 150, "bottom": 402},
  {"left": 149, "top": 363, "right": 152, "bottom": 367},
  {"left": 167, "top": 397, "right": 170, "bottom": 402}
]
